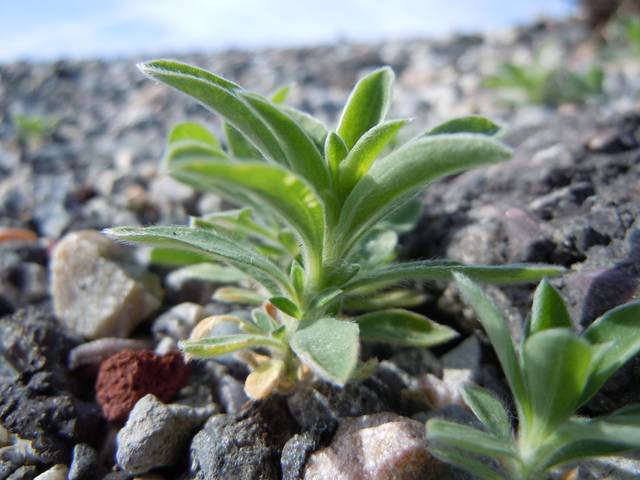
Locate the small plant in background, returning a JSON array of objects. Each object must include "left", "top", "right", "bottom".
[
  {"left": 427, "top": 273, "right": 640, "bottom": 480},
  {"left": 106, "top": 61, "right": 563, "bottom": 398},
  {"left": 483, "top": 48, "right": 604, "bottom": 107},
  {"left": 13, "top": 113, "right": 59, "bottom": 147}
]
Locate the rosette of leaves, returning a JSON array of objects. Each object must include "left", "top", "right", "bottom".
[
  {"left": 427, "top": 274, "right": 640, "bottom": 480},
  {"left": 106, "top": 61, "right": 563, "bottom": 397}
]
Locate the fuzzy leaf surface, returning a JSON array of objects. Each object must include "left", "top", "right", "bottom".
[
  {"left": 529, "top": 279, "right": 572, "bottom": 336},
  {"left": 290, "top": 317, "right": 359, "bottom": 385}
]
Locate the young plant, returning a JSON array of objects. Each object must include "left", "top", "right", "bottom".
[
  {"left": 105, "top": 61, "right": 563, "bottom": 397},
  {"left": 483, "top": 47, "right": 604, "bottom": 107},
  {"left": 427, "top": 273, "right": 640, "bottom": 480}
]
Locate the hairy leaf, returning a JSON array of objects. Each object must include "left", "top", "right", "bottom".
[
  {"left": 355, "top": 308, "right": 457, "bottom": 347},
  {"left": 335, "top": 135, "right": 511, "bottom": 256},
  {"left": 337, "top": 67, "right": 394, "bottom": 149},
  {"left": 528, "top": 279, "right": 572, "bottom": 336},
  {"left": 168, "top": 122, "right": 221, "bottom": 148},
  {"left": 462, "top": 385, "right": 512, "bottom": 440},
  {"left": 104, "top": 226, "right": 291, "bottom": 295},
  {"left": 427, "top": 419, "right": 517, "bottom": 459},
  {"left": 428, "top": 116, "right": 501, "bottom": 136},
  {"left": 290, "top": 317, "right": 359, "bottom": 385},
  {"left": 179, "top": 334, "right": 285, "bottom": 357}
]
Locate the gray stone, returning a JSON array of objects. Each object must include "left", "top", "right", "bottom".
[
  {"left": 0, "top": 307, "right": 102, "bottom": 464},
  {"left": 151, "top": 302, "right": 207, "bottom": 341},
  {"left": 68, "top": 338, "right": 152, "bottom": 370},
  {"left": 188, "top": 396, "right": 296, "bottom": 480},
  {"left": 51, "top": 230, "right": 161, "bottom": 338},
  {"left": 303, "top": 413, "right": 447, "bottom": 480},
  {"left": 34, "top": 464, "right": 69, "bottom": 480},
  {"left": 116, "top": 394, "right": 216, "bottom": 475},
  {"left": 69, "top": 443, "right": 102, "bottom": 480}
]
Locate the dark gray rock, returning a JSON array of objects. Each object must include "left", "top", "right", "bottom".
[
  {"left": 188, "top": 396, "right": 297, "bottom": 480},
  {"left": 68, "top": 443, "right": 104, "bottom": 480},
  {"left": 0, "top": 307, "right": 103, "bottom": 464},
  {"left": 280, "top": 421, "right": 336, "bottom": 480}
]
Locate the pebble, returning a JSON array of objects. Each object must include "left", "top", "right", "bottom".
[
  {"left": 67, "top": 337, "right": 152, "bottom": 370},
  {"left": 117, "top": 394, "right": 216, "bottom": 474},
  {"left": 152, "top": 302, "right": 208, "bottom": 341},
  {"left": 96, "top": 349, "right": 190, "bottom": 424},
  {"left": 33, "top": 464, "right": 69, "bottom": 480},
  {"left": 303, "top": 413, "right": 447, "bottom": 480},
  {"left": 50, "top": 230, "right": 161, "bottom": 338}
]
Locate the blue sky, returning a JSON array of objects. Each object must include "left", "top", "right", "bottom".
[{"left": 0, "top": 0, "right": 576, "bottom": 62}]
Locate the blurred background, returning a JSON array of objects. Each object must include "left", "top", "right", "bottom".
[
  {"left": 0, "top": 0, "right": 638, "bottom": 242},
  {"left": 1, "top": 0, "right": 575, "bottom": 61}
]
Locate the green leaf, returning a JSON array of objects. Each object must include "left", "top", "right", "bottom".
[
  {"left": 325, "top": 132, "right": 348, "bottom": 180},
  {"left": 251, "top": 308, "right": 278, "bottom": 333},
  {"left": 214, "top": 287, "right": 265, "bottom": 306},
  {"left": 280, "top": 105, "right": 328, "bottom": 150},
  {"left": 239, "top": 92, "right": 331, "bottom": 195},
  {"left": 344, "top": 289, "right": 426, "bottom": 311},
  {"left": 334, "top": 135, "right": 512, "bottom": 256},
  {"left": 428, "top": 116, "right": 501, "bottom": 136},
  {"left": 308, "top": 287, "right": 343, "bottom": 314},
  {"left": 528, "top": 279, "right": 572, "bottom": 336},
  {"left": 174, "top": 263, "right": 249, "bottom": 283},
  {"left": 462, "top": 384, "right": 512, "bottom": 440},
  {"left": 169, "top": 161, "right": 325, "bottom": 265},
  {"left": 224, "top": 122, "right": 264, "bottom": 160},
  {"left": 581, "top": 301, "right": 640, "bottom": 405},
  {"left": 337, "top": 119, "right": 408, "bottom": 198},
  {"left": 269, "top": 296, "right": 301, "bottom": 319},
  {"left": 148, "top": 247, "right": 207, "bottom": 266},
  {"left": 139, "top": 60, "right": 286, "bottom": 164},
  {"left": 168, "top": 122, "right": 221, "bottom": 148},
  {"left": 270, "top": 84, "right": 291, "bottom": 104},
  {"left": 337, "top": 67, "right": 394, "bottom": 149},
  {"left": 104, "top": 226, "right": 291, "bottom": 296},
  {"left": 523, "top": 329, "right": 593, "bottom": 435},
  {"left": 428, "top": 447, "right": 504, "bottom": 480},
  {"left": 289, "top": 260, "right": 306, "bottom": 298},
  {"left": 540, "top": 416, "right": 640, "bottom": 471},
  {"left": 377, "top": 197, "right": 423, "bottom": 233},
  {"left": 355, "top": 308, "right": 457, "bottom": 347},
  {"left": 179, "top": 334, "right": 285, "bottom": 357},
  {"left": 344, "top": 261, "right": 565, "bottom": 292},
  {"left": 453, "top": 273, "right": 528, "bottom": 416},
  {"left": 290, "top": 317, "right": 359, "bottom": 385},
  {"left": 426, "top": 419, "right": 517, "bottom": 459}
]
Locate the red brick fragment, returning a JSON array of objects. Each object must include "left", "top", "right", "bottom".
[{"left": 95, "top": 349, "right": 189, "bottom": 424}]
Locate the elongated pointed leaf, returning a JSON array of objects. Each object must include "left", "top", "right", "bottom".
[
  {"left": 426, "top": 419, "right": 517, "bottom": 459},
  {"left": 308, "top": 287, "right": 343, "bottom": 313},
  {"left": 251, "top": 309, "right": 278, "bottom": 333},
  {"left": 290, "top": 317, "right": 359, "bottom": 385},
  {"left": 179, "top": 334, "right": 285, "bottom": 357},
  {"left": 540, "top": 416, "right": 640, "bottom": 470},
  {"left": 224, "top": 122, "right": 264, "bottom": 160},
  {"left": 148, "top": 247, "right": 207, "bottom": 266},
  {"left": 355, "top": 308, "right": 457, "bottom": 347},
  {"left": 428, "top": 116, "right": 501, "bottom": 136},
  {"left": 344, "top": 289, "right": 426, "bottom": 311},
  {"left": 529, "top": 279, "right": 572, "bottom": 336},
  {"left": 281, "top": 105, "right": 328, "bottom": 150},
  {"left": 453, "top": 273, "right": 528, "bottom": 415},
  {"left": 334, "top": 135, "right": 511, "bottom": 256},
  {"left": 270, "top": 84, "right": 291, "bottom": 104},
  {"left": 580, "top": 301, "right": 640, "bottom": 405},
  {"left": 462, "top": 385, "right": 512, "bottom": 440},
  {"left": 523, "top": 329, "right": 593, "bottom": 435},
  {"left": 337, "top": 67, "right": 394, "bottom": 149},
  {"left": 344, "top": 261, "right": 565, "bottom": 292},
  {"left": 325, "top": 132, "right": 348, "bottom": 180},
  {"left": 240, "top": 92, "right": 331, "bottom": 195},
  {"left": 338, "top": 119, "right": 408, "bottom": 198},
  {"left": 170, "top": 161, "right": 325, "bottom": 262},
  {"left": 175, "top": 262, "right": 248, "bottom": 283},
  {"left": 428, "top": 447, "right": 504, "bottom": 480},
  {"left": 104, "top": 226, "right": 291, "bottom": 296},
  {"left": 168, "top": 122, "right": 221, "bottom": 148},
  {"left": 139, "top": 60, "right": 286, "bottom": 164},
  {"left": 214, "top": 287, "right": 265, "bottom": 306},
  {"left": 269, "top": 296, "right": 301, "bottom": 319}
]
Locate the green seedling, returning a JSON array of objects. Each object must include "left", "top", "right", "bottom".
[
  {"left": 427, "top": 274, "right": 640, "bottom": 480},
  {"left": 105, "top": 61, "right": 563, "bottom": 398},
  {"left": 13, "top": 113, "right": 58, "bottom": 147}
]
